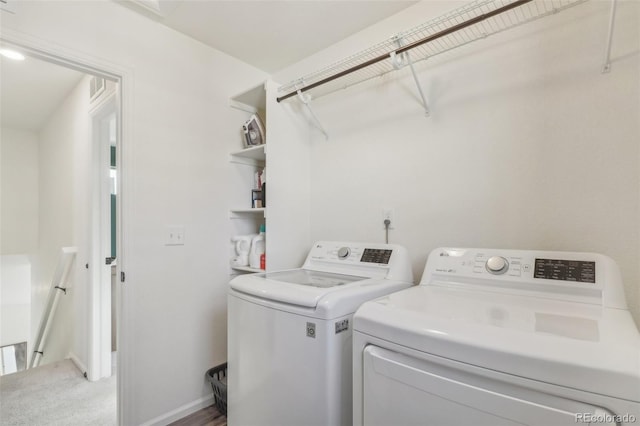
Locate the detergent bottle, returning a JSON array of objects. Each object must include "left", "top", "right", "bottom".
[{"left": 249, "top": 224, "right": 266, "bottom": 270}]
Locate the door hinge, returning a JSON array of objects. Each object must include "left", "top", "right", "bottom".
[{"left": 120, "top": 271, "right": 125, "bottom": 283}]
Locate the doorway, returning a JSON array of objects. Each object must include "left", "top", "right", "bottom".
[{"left": 0, "top": 40, "right": 126, "bottom": 423}]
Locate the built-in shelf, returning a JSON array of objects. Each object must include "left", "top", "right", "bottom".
[
  {"left": 230, "top": 83, "right": 267, "bottom": 114},
  {"left": 230, "top": 145, "right": 266, "bottom": 159},
  {"left": 230, "top": 144, "right": 266, "bottom": 166},
  {"left": 229, "top": 82, "right": 268, "bottom": 274},
  {"left": 230, "top": 208, "right": 266, "bottom": 219},
  {"left": 231, "top": 266, "right": 264, "bottom": 273}
]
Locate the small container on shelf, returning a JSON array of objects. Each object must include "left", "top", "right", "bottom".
[{"left": 251, "top": 189, "right": 263, "bottom": 208}]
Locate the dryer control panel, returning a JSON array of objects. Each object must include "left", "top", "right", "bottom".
[
  {"left": 422, "top": 248, "right": 626, "bottom": 309},
  {"left": 533, "top": 258, "right": 595, "bottom": 283}
]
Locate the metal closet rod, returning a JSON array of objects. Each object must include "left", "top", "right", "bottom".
[{"left": 276, "top": 0, "right": 533, "bottom": 103}]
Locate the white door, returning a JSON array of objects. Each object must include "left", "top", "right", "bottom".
[
  {"left": 88, "top": 87, "right": 118, "bottom": 381},
  {"left": 362, "top": 346, "right": 616, "bottom": 426}
]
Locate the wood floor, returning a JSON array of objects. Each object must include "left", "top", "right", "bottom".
[{"left": 169, "top": 405, "right": 227, "bottom": 426}]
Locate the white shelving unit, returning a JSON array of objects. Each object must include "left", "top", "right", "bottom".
[
  {"left": 229, "top": 83, "right": 267, "bottom": 274},
  {"left": 226, "top": 79, "right": 312, "bottom": 274}
]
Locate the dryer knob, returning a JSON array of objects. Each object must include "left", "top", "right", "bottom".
[
  {"left": 337, "top": 247, "right": 351, "bottom": 259},
  {"left": 486, "top": 256, "right": 508, "bottom": 274}
]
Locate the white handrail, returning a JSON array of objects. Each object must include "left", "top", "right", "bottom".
[{"left": 29, "top": 247, "right": 77, "bottom": 369}]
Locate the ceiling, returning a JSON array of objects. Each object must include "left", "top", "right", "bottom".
[
  {"left": 125, "top": 0, "right": 418, "bottom": 73},
  {"left": 1, "top": 55, "right": 85, "bottom": 131}
]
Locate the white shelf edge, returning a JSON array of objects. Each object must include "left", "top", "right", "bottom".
[
  {"left": 229, "top": 145, "right": 266, "bottom": 164},
  {"left": 231, "top": 266, "right": 264, "bottom": 273},
  {"left": 229, "top": 156, "right": 265, "bottom": 167},
  {"left": 229, "top": 99, "right": 258, "bottom": 114},
  {"left": 229, "top": 208, "right": 266, "bottom": 219},
  {"left": 230, "top": 144, "right": 265, "bottom": 156}
]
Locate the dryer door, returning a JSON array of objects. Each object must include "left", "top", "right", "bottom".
[{"left": 362, "top": 346, "right": 616, "bottom": 426}]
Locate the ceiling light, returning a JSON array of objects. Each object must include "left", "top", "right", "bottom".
[{"left": 0, "top": 49, "right": 26, "bottom": 61}]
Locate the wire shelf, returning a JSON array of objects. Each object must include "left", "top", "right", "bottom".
[{"left": 277, "top": 0, "right": 588, "bottom": 102}]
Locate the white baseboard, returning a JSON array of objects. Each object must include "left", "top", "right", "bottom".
[
  {"left": 139, "top": 394, "right": 215, "bottom": 426},
  {"left": 67, "top": 352, "right": 88, "bottom": 377}
]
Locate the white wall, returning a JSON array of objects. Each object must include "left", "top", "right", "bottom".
[
  {"left": 1, "top": 81, "right": 88, "bottom": 370},
  {"left": 0, "top": 127, "right": 38, "bottom": 254},
  {"left": 33, "top": 75, "right": 91, "bottom": 367},
  {"left": 0, "top": 127, "right": 38, "bottom": 362},
  {"left": 1, "top": 1, "right": 266, "bottom": 424},
  {"left": 274, "top": 1, "right": 640, "bottom": 326},
  {"left": 263, "top": 80, "right": 313, "bottom": 270},
  {"left": 0, "top": 255, "right": 31, "bottom": 349}
]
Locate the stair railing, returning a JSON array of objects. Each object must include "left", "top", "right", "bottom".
[{"left": 29, "top": 246, "right": 77, "bottom": 369}]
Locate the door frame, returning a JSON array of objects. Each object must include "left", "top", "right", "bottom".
[
  {"left": 89, "top": 90, "right": 117, "bottom": 381},
  {"left": 0, "top": 29, "right": 133, "bottom": 425}
]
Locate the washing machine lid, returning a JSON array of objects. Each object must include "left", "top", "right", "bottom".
[
  {"left": 230, "top": 268, "right": 368, "bottom": 308},
  {"left": 230, "top": 268, "right": 413, "bottom": 319},
  {"left": 259, "top": 269, "right": 366, "bottom": 288},
  {"left": 354, "top": 285, "right": 640, "bottom": 402},
  {"left": 229, "top": 241, "right": 415, "bottom": 316}
]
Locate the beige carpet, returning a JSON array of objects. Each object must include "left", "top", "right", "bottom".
[{"left": 0, "top": 359, "right": 116, "bottom": 425}]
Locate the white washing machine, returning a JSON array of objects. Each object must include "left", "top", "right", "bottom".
[
  {"left": 353, "top": 247, "right": 640, "bottom": 426},
  {"left": 227, "top": 241, "right": 414, "bottom": 426}
]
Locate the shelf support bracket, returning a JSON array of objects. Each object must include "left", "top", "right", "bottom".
[
  {"left": 295, "top": 82, "right": 329, "bottom": 140},
  {"left": 391, "top": 36, "right": 430, "bottom": 117},
  {"left": 602, "top": 0, "right": 617, "bottom": 73}
]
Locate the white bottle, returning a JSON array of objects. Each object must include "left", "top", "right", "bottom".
[{"left": 249, "top": 225, "right": 266, "bottom": 269}]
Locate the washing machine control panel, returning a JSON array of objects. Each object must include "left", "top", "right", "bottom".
[
  {"left": 303, "top": 241, "right": 413, "bottom": 282},
  {"left": 485, "top": 256, "right": 509, "bottom": 274},
  {"left": 360, "top": 248, "right": 393, "bottom": 264},
  {"left": 309, "top": 243, "right": 393, "bottom": 264},
  {"left": 337, "top": 246, "right": 351, "bottom": 259}
]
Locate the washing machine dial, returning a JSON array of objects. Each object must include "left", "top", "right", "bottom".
[
  {"left": 337, "top": 247, "right": 351, "bottom": 259},
  {"left": 486, "top": 256, "right": 509, "bottom": 274}
]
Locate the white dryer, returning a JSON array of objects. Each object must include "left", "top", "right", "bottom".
[
  {"left": 228, "top": 241, "right": 413, "bottom": 426},
  {"left": 353, "top": 248, "right": 640, "bottom": 426}
]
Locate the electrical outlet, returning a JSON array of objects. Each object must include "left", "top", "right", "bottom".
[
  {"left": 382, "top": 208, "right": 395, "bottom": 229},
  {"left": 165, "top": 226, "right": 185, "bottom": 246}
]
